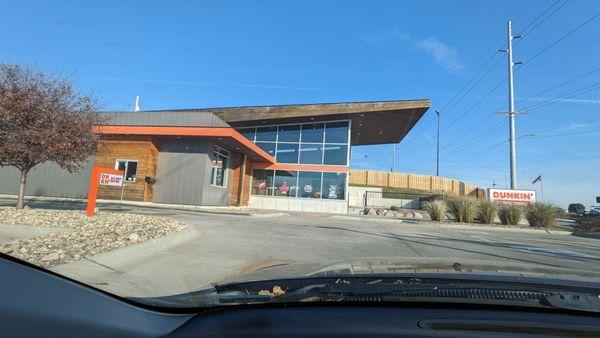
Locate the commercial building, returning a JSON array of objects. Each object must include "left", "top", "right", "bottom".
[{"left": 0, "top": 99, "right": 429, "bottom": 213}]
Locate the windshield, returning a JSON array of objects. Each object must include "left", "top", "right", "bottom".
[{"left": 1, "top": 0, "right": 600, "bottom": 310}]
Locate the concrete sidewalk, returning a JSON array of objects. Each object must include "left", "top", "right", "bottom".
[
  {"left": 0, "top": 223, "right": 70, "bottom": 245},
  {"left": 330, "top": 215, "right": 573, "bottom": 235}
]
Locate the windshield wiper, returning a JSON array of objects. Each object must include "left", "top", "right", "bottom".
[{"left": 215, "top": 281, "right": 600, "bottom": 313}]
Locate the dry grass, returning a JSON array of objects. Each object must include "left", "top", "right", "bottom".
[
  {"left": 498, "top": 204, "right": 523, "bottom": 225},
  {"left": 447, "top": 197, "right": 477, "bottom": 223},
  {"left": 525, "top": 202, "right": 557, "bottom": 228},
  {"left": 424, "top": 200, "right": 446, "bottom": 221},
  {"left": 478, "top": 200, "right": 498, "bottom": 224}
]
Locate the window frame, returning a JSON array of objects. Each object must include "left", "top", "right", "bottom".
[
  {"left": 114, "top": 159, "right": 138, "bottom": 182},
  {"left": 250, "top": 169, "right": 348, "bottom": 201},
  {"left": 236, "top": 119, "right": 351, "bottom": 167},
  {"left": 210, "top": 145, "right": 230, "bottom": 188}
]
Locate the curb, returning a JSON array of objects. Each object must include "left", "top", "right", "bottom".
[
  {"left": 0, "top": 194, "right": 286, "bottom": 217},
  {"left": 330, "top": 215, "right": 573, "bottom": 235},
  {"left": 51, "top": 225, "right": 202, "bottom": 272}
]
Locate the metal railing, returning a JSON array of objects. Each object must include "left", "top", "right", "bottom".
[{"left": 364, "top": 190, "right": 445, "bottom": 210}]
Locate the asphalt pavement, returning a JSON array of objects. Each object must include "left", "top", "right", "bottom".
[{"left": 45, "top": 206, "right": 600, "bottom": 298}]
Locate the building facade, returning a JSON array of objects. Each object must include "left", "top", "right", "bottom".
[{"left": 0, "top": 99, "right": 430, "bottom": 213}]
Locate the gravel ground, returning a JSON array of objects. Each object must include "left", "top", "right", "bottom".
[{"left": 0, "top": 207, "right": 186, "bottom": 268}]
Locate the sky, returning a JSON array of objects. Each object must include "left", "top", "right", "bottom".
[{"left": 1, "top": 0, "right": 599, "bottom": 208}]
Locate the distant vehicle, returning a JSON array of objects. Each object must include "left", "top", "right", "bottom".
[
  {"left": 568, "top": 203, "right": 586, "bottom": 216},
  {"left": 589, "top": 206, "right": 600, "bottom": 216}
]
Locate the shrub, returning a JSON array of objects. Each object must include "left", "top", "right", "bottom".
[
  {"left": 390, "top": 205, "right": 402, "bottom": 212},
  {"left": 447, "top": 197, "right": 477, "bottom": 223},
  {"left": 525, "top": 202, "right": 557, "bottom": 228},
  {"left": 424, "top": 200, "right": 446, "bottom": 221},
  {"left": 478, "top": 200, "right": 498, "bottom": 224},
  {"left": 498, "top": 204, "right": 523, "bottom": 225}
]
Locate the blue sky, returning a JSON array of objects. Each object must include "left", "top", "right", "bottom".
[{"left": 1, "top": 0, "right": 599, "bottom": 207}]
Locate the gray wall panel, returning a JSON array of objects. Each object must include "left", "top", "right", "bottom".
[
  {"left": 153, "top": 140, "right": 231, "bottom": 206},
  {"left": 101, "top": 111, "right": 229, "bottom": 127},
  {"left": 0, "top": 159, "right": 93, "bottom": 199}
]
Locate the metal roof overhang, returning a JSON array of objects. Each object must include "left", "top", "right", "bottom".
[
  {"left": 93, "top": 126, "right": 275, "bottom": 163},
  {"left": 159, "top": 99, "right": 430, "bottom": 146}
]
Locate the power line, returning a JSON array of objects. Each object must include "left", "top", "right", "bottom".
[
  {"left": 443, "top": 119, "right": 506, "bottom": 159},
  {"left": 523, "top": 81, "right": 600, "bottom": 111},
  {"left": 522, "top": 128, "right": 600, "bottom": 139},
  {"left": 394, "top": 1, "right": 585, "bottom": 167},
  {"left": 518, "top": 0, "right": 570, "bottom": 38},
  {"left": 517, "top": 66, "right": 600, "bottom": 104},
  {"left": 524, "top": 10, "right": 600, "bottom": 64},
  {"left": 441, "top": 76, "right": 507, "bottom": 133},
  {"left": 419, "top": 0, "right": 572, "bottom": 161}
]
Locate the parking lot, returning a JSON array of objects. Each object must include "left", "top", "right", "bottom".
[{"left": 27, "top": 203, "right": 598, "bottom": 298}]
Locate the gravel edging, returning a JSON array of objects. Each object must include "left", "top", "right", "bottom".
[
  {"left": 330, "top": 214, "right": 573, "bottom": 235},
  {"left": 0, "top": 207, "right": 186, "bottom": 267}
]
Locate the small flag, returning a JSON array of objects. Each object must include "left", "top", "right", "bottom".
[{"left": 532, "top": 175, "right": 542, "bottom": 184}]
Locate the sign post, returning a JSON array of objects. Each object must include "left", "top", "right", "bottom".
[{"left": 86, "top": 167, "right": 124, "bottom": 217}]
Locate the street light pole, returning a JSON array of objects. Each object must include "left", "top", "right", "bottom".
[
  {"left": 436, "top": 109, "right": 440, "bottom": 177},
  {"left": 392, "top": 144, "right": 396, "bottom": 172}
]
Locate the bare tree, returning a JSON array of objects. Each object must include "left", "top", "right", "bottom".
[{"left": 0, "top": 63, "right": 101, "bottom": 209}]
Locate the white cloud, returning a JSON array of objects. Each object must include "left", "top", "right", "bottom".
[
  {"left": 416, "top": 37, "right": 465, "bottom": 74},
  {"left": 369, "top": 29, "right": 465, "bottom": 75}
]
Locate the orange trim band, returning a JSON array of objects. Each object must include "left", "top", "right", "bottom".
[
  {"left": 93, "top": 126, "right": 275, "bottom": 163},
  {"left": 249, "top": 162, "right": 349, "bottom": 173}
]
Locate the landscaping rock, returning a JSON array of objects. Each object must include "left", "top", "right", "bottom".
[
  {"left": 376, "top": 209, "right": 385, "bottom": 216},
  {"left": 384, "top": 210, "right": 396, "bottom": 217},
  {"left": 413, "top": 213, "right": 424, "bottom": 220},
  {"left": 0, "top": 207, "right": 186, "bottom": 268}
]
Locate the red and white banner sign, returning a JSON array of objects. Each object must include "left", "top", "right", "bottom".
[
  {"left": 99, "top": 172, "right": 124, "bottom": 187},
  {"left": 488, "top": 188, "right": 536, "bottom": 204}
]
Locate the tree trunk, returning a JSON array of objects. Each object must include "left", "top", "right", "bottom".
[{"left": 16, "top": 169, "right": 28, "bottom": 209}]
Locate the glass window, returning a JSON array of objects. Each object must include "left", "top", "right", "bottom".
[
  {"left": 325, "top": 121, "right": 349, "bottom": 144},
  {"left": 251, "top": 169, "right": 274, "bottom": 196},
  {"left": 277, "top": 124, "right": 300, "bottom": 143},
  {"left": 322, "top": 172, "right": 346, "bottom": 200},
  {"left": 299, "top": 143, "right": 323, "bottom": 165},
  {"left": 210, "top": 146, "right": 229, "bottom": 187},
  {"left": 301, "top": 123, "right": 324, "bottom": 143},
  {"left": 255, "top": 142, "right": 276, "bottom": 156},
  {"left": 323, "top": 145, "right": 348, "bottom": 165},
  {"left": 276, "top": 143, "right": 299, "bottom": 164},
  {"left": 115, "top": 160, "right": 138, "bottom": 181},
  {"left": 255, "top": 126, "right": 277, "bottom": 142},
  {"left": 298, "top": 171, "right": 322, "bottom": 199},
  {"left": 237, "top": 128, "right": 255, "bottom": 141},
  {"left": 274, "top": 170, "right": 297, "bottom": 197}
]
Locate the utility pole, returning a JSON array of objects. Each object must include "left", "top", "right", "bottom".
[
  {"left": 435, "top": 110, "right": 440, "bottom": 177},
  {"left": 498, "top": 20, "right": 523, "bottom": 189},
  {"left": 392, "top": 144, "right": 396, "bottom": 172}
]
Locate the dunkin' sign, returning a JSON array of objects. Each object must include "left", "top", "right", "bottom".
[{"left": 488, "top": 188, "right": 536, "bottom": 204}]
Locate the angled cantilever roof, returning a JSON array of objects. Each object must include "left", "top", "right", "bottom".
[{"left": 102, "top": 99, "right": 430, "bottom": 146}]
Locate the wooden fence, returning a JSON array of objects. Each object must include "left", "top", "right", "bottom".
[{"left": 349, "top": 169, "right": 485, "bottom": 198}]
